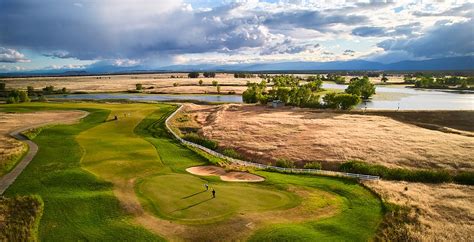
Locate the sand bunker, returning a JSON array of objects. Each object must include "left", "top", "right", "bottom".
[{"left": 186, "top": 166, "right": 264, "bottom": 182}]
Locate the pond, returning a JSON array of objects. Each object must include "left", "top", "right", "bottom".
[
  {"left": 323, "top": 83, "right": 474, "bottom": 110},
  {"left": 51, "top": 84, "right": 473, "bottom": 110}
]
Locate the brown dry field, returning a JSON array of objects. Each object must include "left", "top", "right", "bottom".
[
  {"left": 1, "top": 73, "right": 404, "bottom": 95},
  {"left": 0, "top": 111, "right": 86, "bottom": 169},
  {"left": 172, "top": 104, "right": 474, "bottom": 171},
  {"left": 365, "top": 180, "right": 474, "bottom": 241}
]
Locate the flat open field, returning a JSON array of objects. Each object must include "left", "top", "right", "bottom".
[
  {"left": 1, "top": 73, "right": 404, "bottom": 95},
  {"left": 172, "top": 104, "right": 474, "bottom": 171},
  {"left": 365, "top": 180, "right": 474, "bottom": 241},
  {"left": 0, "top": 102, "right": 383, "bottom": 241},
  {"left": 0, "top": 110, "right": 85, "bottom": 176}
]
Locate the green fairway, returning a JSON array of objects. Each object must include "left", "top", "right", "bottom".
[{"left": 1, "top": 102, "right": 383, "bottom": 241}]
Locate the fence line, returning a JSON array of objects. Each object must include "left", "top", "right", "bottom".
[{"left": 165, "top": 105, "right": 379, "bottom": 181}]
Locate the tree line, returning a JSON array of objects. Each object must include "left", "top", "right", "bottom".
[
  {"left": 242, "top": 75, "right": 375, "bottom": 110},
  {"left": 1, "top": 82, "right": 67, "bottom": 104}
]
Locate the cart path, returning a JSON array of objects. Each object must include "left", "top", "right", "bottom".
[{"left": 0, "top": 111, "right": 89, "bottom": 194}]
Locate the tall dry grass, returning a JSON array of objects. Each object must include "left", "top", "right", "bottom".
[{"left": 365, "top": 180, "right": 474, "bottom": 241}]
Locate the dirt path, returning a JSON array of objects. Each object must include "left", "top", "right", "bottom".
[{"left": 0, "top": 111, "right": 89, "bottom": 194}]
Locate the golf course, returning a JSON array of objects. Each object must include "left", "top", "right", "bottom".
[{"left": 1, "top": 102, "right": 383, "bottom": 241}]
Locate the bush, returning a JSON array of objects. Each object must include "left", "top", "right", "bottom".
[
  {"left": 188, "top": 72, "right": 200, "bottom": 78},
  {"left": 453, "top": 172, "right": 474, "bottom": 185},
  {"left": 212, "top": 80, "right": 218, "bottom": 86},
  {"left": 173, "top": 82, "right": 179, "bottom": 87},
  {"left": 275, "top": 159, "right": 296, "bottom": 168},
  {"left": 6, "top": 96, "right": 18, "bottom": 104},
  {"left": 304, "top": 161, "right": 322, "bottom": 169},
  {"left": 323, "top": 92, "right": 360, "bottom": 110},
  {"left": 38, "top": 95, "right": 48, "bottom": 102},
  {"left": 182, "top": 133, "right": 218, "bottom": 150},
  {"left": 18, "top": 90, "right": 30, "bottom": 102},
  {"left": 221, "top": 148, "right": 242, "bottom": 159},
  {"left": 27, "top": 86, "right": 35, "bottom": 96},
  {"left": 0, "top": 82, "right": 5, "bottom": 91},
  {"left": 136, "top": 83, "right": 142, "bottom": 90},
  {"left": 198, "top": 80, "right": 203, "bottom": 86}
]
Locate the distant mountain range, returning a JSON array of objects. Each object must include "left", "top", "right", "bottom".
[
  {"left": 158, "top": 56, "right": 474, "bottom": 72},
  {"left": 1, "top": 56, "right": 473, "bottom": 77}
]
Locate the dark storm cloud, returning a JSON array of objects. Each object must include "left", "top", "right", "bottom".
[
  {"left": 352, "top": 27, "right": 386, "bottom": 37},
  {"left": 352, "top": 23, "right": 421, "bottom": 37},
  {"left": 377, "top": 19, "right": 474, "bottom": 58},
  {"left": 263, "top": 10, "right": 368, "bottom": 32}
]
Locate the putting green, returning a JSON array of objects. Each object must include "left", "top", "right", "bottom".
[{"left": 137, "top": 173, "right": 295, "bottom": 223}]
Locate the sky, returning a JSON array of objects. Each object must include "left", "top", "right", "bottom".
[{"left": 0, "top": 0, "right": 473, "bottom": 72}]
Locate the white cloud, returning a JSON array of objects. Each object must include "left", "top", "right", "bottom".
[{"left": 0, "top": 47, "right": 30, "bottom": 63}]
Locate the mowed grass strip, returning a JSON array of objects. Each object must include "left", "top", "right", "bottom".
[{"left": 2, "top": 103, "right": 162, "bottom": 241}]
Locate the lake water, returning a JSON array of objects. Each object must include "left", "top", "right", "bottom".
[
  {"left": 51, "top": 84, "right": 473, "bottom": 110},
  {"left": 323, "top": 83, "right": 474, "bottom": 110}
]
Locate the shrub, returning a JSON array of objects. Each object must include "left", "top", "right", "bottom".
[
  {"left": 182, "top": 133, "right": 218, "bottom": 150},
  {"left": 453, "top": 172, "right": 474, "bottom": 185},
  {"left": 0, "top": 82, "right": 5, "bottom": 91},
  {"left": 18, "top": 90, "right": 30, "bottom": 102},
  {"left": 38, "top": 95, "right": 48, "bottom": 102},
  {"left": 136, "top": 83, "right": 142, "bottom": 90},
  {"left": 212, "top": 80, "right": 218, "bottom": 86},
  {"left": 221, "top": 148, "right": 242, "bottom": 159},
  {"left": 339, "top": 160, "right": 472, "bottom": 185},
  {"left": 6, "top": 96, "right": 18, "bottom": 104},
  {"left": 275, "top": 158, "right": 296, "bottom": 168},
  {"left": 173, "top": 82, "right": 179, "bottom": 87},
  {"left": 323, "top": 92, "right": 361, "bottom": 110},
  {"left": 304, "top": 161, "right": 322, "bottom": 169},
  {"left": 198, "top": 80, "right": 203, "bottom": 86}
]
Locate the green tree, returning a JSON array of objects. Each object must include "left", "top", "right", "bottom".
[
  {"left": 188, "top": 72, "right": 199, "bottom": 78},
  {"left": 0, "top": 82, "right": 5, "bottom": 91},
  {"left": 212, "top": 80, "right": 218, "bottom": 86},
  {"left": 61, "top": 87, "right": 68, "bottom": 94},
  {"left": 345, "top": 77, "right": 376, "bottom": 99},
  {"left": 19, "top": 90, "right": 30, "bottom": 102},
  {"left": 27, "top": 86, "right": 35, "bottom": 96},
  {"left": 198, "top": 80, "right": 203, "bottom": 86},
  {"left": 203, "top": 72, "right": 216, "bottom": 78},
  {"left": 216, "top": 84, "right": 221, "bottom": 94},
  {"left": 136, "top": 83, "right": 142, "bottom": 90},
  {"left": 42, "top": 86, "right": 54, "bottom": 94}
]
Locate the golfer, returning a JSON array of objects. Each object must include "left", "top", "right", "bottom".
[
  {"left": 204, "top": 184, "right": 209, "bottom": 191},
  {"left": 212, "top": 188, "right": 216, "bottom": 198}
]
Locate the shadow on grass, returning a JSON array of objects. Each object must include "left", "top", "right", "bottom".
[
  {"left": 172, "top": 197, "right": 214, "bottom": 212},
  {"left": 181, "top": 190, "right": 208, "bottom": 199}
]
